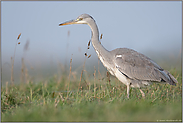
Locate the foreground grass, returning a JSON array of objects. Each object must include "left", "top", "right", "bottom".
[{"left": 1, "top": 70, "right": 182, "bottom": 122}]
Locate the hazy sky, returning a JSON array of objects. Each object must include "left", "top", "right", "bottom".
[{"left": 1, "top": 1, "right": 182, "bottom": 83}]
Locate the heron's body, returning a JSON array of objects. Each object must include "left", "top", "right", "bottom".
[{"left": 59, "top": 14, "right": 178, "bottom": 98}]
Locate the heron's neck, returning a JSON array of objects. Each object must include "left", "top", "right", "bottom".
[
  {"left": 87, "top": 21, "right": 114, "bottom": 74},
  {"left": 88, "top": 22, "right": 109, "bottom": 56}
]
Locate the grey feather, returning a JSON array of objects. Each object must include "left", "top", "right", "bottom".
[{"left": 111, "top": 48, "right": 177, "bottom": 85}]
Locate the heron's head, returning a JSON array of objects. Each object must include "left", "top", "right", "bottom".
[{"left": 59, "top": 14, "right": 95, "bottom": 26}]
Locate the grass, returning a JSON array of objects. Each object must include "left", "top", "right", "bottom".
[
  {"left": 1, "top": 69, "right": 182, "bottom": 122},
  {"left": 2, "top": 33, "right": 182, "bottom": 121}
]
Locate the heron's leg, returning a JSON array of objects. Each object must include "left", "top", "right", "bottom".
[
  {"left": 139, "top": 88, "right": 145, "bottom": 98},
  {"left": 127, "top": 84, "right": 130, "bottom": 99}
]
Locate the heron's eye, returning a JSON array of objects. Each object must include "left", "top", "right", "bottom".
[{"left": 77, "top": 18, "right": 83, "bottom": 21}]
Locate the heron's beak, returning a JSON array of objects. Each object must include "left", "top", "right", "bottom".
[{"left": 59, "top": 19, "right": 77, "bottom": 26}]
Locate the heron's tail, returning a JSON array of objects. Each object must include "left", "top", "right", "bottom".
[{"left": 164, "top": 70, "right": 178, "bottom": 86}]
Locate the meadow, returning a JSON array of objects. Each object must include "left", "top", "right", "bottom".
[
  {"left": 1, "top": 33, "right": 182, "bottom": 122},
  {"left": 1, "top": 66, "right": 182, "bottom": 122}
]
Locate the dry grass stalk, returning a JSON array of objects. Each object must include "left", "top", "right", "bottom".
[
  {"left": 11, "top": 33, "right": 21, "bottom": 85},
  {"left": 21, "top": 58, "right": 25, "bottom": 83},
  {"left": 85, "top": 53, "right": 87, "bottom": 57},
  {"left": 71, "top": 71, "right": 77, "bottom": 81},
  {"left": 64, "top": 30, "right": 71, "bottom": 74},
  {"left": 98, "top": 59, "right": 102, "bottom": 81},
  {"left": 100, "top": 33, "right": 103, "bottom": 40},
  {"left": 59, "top": 93, "right": 65, "bottom": 102},
  {"left": 24, "top": 40, "right": 29, "bottom": 52},
  {"left": 81, "top": 75, "right": 89, "bottom": 89},
  {"left": 54, "top": 96, "right": 60, "bottom": 107},
  {"left": 10, "top": 57, "right": 14, "bottom": 85},
  {"left": 87, "top": 40, "right": 91, "bottom": 49},
  {"left": 6, "top": 81, "right": 8, "bottom": 94},
  {"left": 78, "top": 46, "right": 89, "bottom": 91},
  {"left": 25, "top": 67, "right": 29, "bottom": 84},
  {"left": 67, "top": 56, "right": 72, "bottom": 98},
  {"left": 87, "top": 54, "right": 91, "bottom": 58},
  {"left": 94, "top": 66, "right": 96, "bottom": 98},
  {"left": 67, "top": 30, "right": 70, "bottom": 37},
  {"left": 57, "top": 62, "right": 65, "bottom": 83},
  {"left": 55, "top": 92, "right": 65, "bottom": 107},
  {"left": 99, "top": 34, "right": 103, "bottom": 44},
  {"left": 79, "top": 70, "right": 83, "bottom": 91},
  {"left": 107, "top": 71, "right": 111, "bottom": 89},
  {"left": 17, "top": 33, "right": 21, "bottom": 40}
]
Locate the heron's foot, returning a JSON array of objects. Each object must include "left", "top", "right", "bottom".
[{"left": 139, "top": 89, "right": 145, "bottom": 99}]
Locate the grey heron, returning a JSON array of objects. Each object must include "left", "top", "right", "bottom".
[{"left": 59, "top": 14, "right": 178, "bottom": 98}]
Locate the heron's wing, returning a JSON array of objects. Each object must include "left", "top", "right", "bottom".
[{"left": 112, "top": 48, "right": 171, "bottom": 83}]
